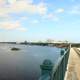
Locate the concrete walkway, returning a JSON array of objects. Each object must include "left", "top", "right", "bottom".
[{"left": 65, "top": 48, "right": 80, "bottom": 80}]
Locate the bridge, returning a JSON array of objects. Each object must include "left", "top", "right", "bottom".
[
  {"left": 39, "top": 44, "right": 80, "bottom": 80},
  {"left": 65, "top": 47, "right": 80, "bottom": 80}
]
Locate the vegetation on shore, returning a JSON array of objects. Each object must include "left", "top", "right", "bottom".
[{"left": 11, "top": 47, "right": 20, "bottom": 51}]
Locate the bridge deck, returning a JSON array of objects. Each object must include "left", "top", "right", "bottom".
[{"left": 65, "top": 48, "right": 80, "bottom": 80}]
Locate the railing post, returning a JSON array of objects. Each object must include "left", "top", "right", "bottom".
[
  {"left": 39, "top": 59, "right": 53, "bottom": 80},
  {"left": 60, "top": 50, "right": 64, "bottom": 56}
]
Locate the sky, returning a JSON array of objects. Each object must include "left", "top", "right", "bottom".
[{"left": 0, "top": 0, "right": 80, "bottom": 42}]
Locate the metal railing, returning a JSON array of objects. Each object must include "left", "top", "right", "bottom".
[
  {"left": 39, "top": 45, "right": 70, "bottom": 80},
  {"left": 52, "top": 47, "right": 70, "bottom": 80}
]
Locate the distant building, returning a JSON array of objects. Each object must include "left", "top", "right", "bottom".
[
  {"left": 46, "top": 39, "right": 54, "bottom": 43},
  {"left": 46, "top": 39, "right": 69, "bottom": 44}
]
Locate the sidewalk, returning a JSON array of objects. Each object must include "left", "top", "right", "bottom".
[{"left": 65, "top": 48, "right": 80, "bottom": 80}]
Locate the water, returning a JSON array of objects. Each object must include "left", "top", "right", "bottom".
[{"left": 0, "top": 43, "right": 61, "bottom": 80}]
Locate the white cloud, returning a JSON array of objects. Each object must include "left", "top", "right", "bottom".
[
  {"left": 37, "top": 2, "right": 47, "bottom": 15},
  {"left": 0, "top": 0, "right": 47, "bottom": 17},
  {"left": 17, "top": 0, "right": 33, "bottom": 4},
  {"left": 7, "top": 0, "right": 17, "bottom": 4},
  {"left": 0, "top": 0, "right": 5, "bottom": 4},
  {"left": 7, "top": 0, "right": 33, "bottom": 4},
  {"left": 0, "top": 21, "right": 20, "bottom": 30},
  {"left": 0, "top": 13, "right": 11, "bottom": 21},
  {"left": 55, "top": 8, "right": 64, "bottom": 13},
  {"left": 17, "top": 27, "right": 27, "bottom": 32},
  {"left": 46, "top": 13, "right": 59, "bottom": 21},
  {"left": 0, "top": 21, "right": 27, "bottom": 31},
  {"left": 47, "top": 14, "right": 54, "bottom": 19},
  {"left": 0, "top": 0, "right": 48, "bottom": 26},
  {"left": 20, "top": 16, "right": 28, "bottom": 20}
]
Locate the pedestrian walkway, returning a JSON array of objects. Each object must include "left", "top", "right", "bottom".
[{"left": 65, "top": 48, "right": 80, "bottom": 80}]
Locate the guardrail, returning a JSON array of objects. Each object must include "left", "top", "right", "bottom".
[
  {"left": 52, "top": 47, "right": 70, "bottom": 80},
  {"left": 39, "top": 45, "right": 70, "bottom": 80}
]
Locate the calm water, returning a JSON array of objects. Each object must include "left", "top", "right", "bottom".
[{"left": 0, "top": 44, "right": 61, "bottom": 80}]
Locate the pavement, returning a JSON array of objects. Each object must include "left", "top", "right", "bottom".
[{"left": 64, "top": 48, "right": 80, "bottom": 80}]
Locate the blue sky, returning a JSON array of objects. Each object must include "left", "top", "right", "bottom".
[{"left": 0, "top": 0, "right": 80, "bottom": 42}]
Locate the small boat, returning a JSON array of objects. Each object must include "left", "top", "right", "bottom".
[{"left": 11, "top": 47, "right": 20, "bottom": 51}]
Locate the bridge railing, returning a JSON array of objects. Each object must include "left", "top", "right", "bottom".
[
  {"left": 52, "top": 47, "right": 70, "bottom": 80},
  {"left": 39, "top": 45, "right": 70, "bottom": 80}
]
